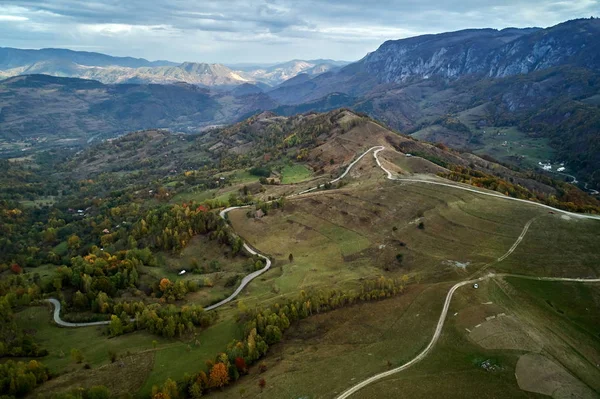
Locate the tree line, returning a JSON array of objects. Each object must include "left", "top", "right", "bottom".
[{"left": 150, "top": 276, "right": 410, "bottom": 398}]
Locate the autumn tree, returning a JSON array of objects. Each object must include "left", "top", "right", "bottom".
[
  {"left": 10, "top": 263, "right": 22, "bottom": 274},
  {"left": 234, "top": 357, "right": 247, "bottom": 374},
  {"left": 258, "top": 377, "right": 266, "bottom": 391},
  {"left": 209, "top": 362, "right": 230, "bottom": 389},
  {"left": 67, "top": 234, "right": 81, "bottom": 250},
  {"left": 159, "top": 278, "right": 172, "bottom": 292}
]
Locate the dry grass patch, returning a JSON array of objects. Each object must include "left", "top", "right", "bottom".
[
  {"left": 32, "top": 351, "right": 154, "bottom": 397},
  {"left": 468, "top": 315, "right": 542, "bottom": 352},
  {"left": 515, "top": 353, "right": 597, "bottom": 399}
]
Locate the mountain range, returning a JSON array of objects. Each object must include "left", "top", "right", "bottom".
[
  {"left": 0, "top": 47, "right": 348, "bottom": 87},
  {"left": 0, "top": 18, "right": 598, "bottom": 189}
]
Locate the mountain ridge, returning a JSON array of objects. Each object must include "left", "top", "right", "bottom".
[{"left": 0, "top": 47, "right": 349, "bottom": 87}]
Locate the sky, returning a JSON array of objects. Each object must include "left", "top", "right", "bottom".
[{"left": 1, "top": 0, "right": 599, "bottom": 64}]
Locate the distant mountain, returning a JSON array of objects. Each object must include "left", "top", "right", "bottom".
[
  {"left": 359, "top": 20, "right": 600, "bottom": 84},
  {"left": 0, "top": 47, "right": 175, "bottom": 69},
  {"left": 0, "top": 59, "right": 253, "bottom": 88},
  {"left": 241, "top": 59, "right": 350, "bottom": 86},
  {"left": 0, "top": 47, "right": 350, "bottom": 87}
]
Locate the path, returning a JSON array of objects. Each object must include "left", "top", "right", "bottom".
[
  {"left": 468, "top": 217, "right": 537, "bottom": 279},
  {"left": 46, "top": 298, "right": 111, "bottom": 327},
  {"left": 297, "top": 146, "right": 384, "bottom": 195}
]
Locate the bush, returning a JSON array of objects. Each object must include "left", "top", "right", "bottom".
[
  {"left": 249, "top": 166, "right": 271, "bottom": 178},
  {"left": 224, "top": 275, "right": 240, "bottom": 288}
]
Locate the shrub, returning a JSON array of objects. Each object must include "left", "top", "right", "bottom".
[{"left": 249, "top": 166, "right": 271, "bottom": 178}]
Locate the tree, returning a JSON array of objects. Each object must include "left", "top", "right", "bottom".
[
  {"left": 258, "top": 362, "right": 267, "bottom": 373},
  {"left": 417, "top": 222, "right": 425, "bottom": 230},
  {"left": 70, "top": 348, "right": 83, "bottom": 363},
  {"left": 67, "top": 234, "right": 81, "bottom": 250},
  {"left": 73, "top": 291, "right": 88, "bottom": 310},
  {"left": 234, "top": 357, "right": 247, "bottom": 373},
  {"left": 188, "top": 382, "right": 203, "bottom": 398},
  {"left": 258, "top": 377, "right": 266, "bottom": 391},
  {"left": 288, "top": 253, "right": 294, "bottom": 263},
  {"left": 395, "top": 253, "right": 403, "bottom": 264},
  {"left": 264, "top": 325, "right": 282, "bottom": 345},
  {"left": 159, "top": 278, "right": 172, "bottom": 292},
  {"left": 161, "top": 378, "right": 180, "bottom": 399},
  {"left": 10, "top": 263, "right": 22, "bottom": 274},
  {"left": 209, "top": 362, "right": 229, "bottom": 389}
]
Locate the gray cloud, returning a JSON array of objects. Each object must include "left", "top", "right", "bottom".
[{"left": 1, "top": 0, "right": 599, "bottom": 63}]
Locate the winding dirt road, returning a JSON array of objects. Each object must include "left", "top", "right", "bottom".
[{"left": 46, "top": 298, "right": 111, "bottom": 327}]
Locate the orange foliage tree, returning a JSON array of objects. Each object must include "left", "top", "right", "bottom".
[{"left": 209, "top": 362, "right": 229, "bottom": 389}]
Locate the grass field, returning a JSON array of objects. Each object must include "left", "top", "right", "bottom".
[
  {"left": 137, "top": 318, "right": 242, "bottom": 397},
  {"left": 139, "top": 235, "right": 253, "bottom": 307},
  {"left": 280, "top": 164, "right": 313, "bottom": 184},
  {"left": 211, "top": 282, "right": 451, "bottom": 399},
  {"left": 244, "top": 275, "right": 599, "bottom": 399},
  {"left": 496, "top": 216, "right": 600, "bottom": 277},
  {"left": 16, "top": 305, "right": 243, "bottom": 398}
]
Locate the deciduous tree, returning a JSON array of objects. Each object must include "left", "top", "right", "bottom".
[{"left": 209, "top": 363, "right": 229, "bottom": 389}]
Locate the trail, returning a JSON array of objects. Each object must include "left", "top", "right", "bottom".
[
  {"left": 46, "top": 298, "right": 111, "bottom": 327},
  {"left": 297, "top": 146, "right": 384, "bottom": 195},
  {"left": 468, "top": 217, "right": 537, "bottom": 279}
]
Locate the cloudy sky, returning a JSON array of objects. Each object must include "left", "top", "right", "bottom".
[{"left": 1, "top": 0, "right": 599, "bottom": 64}]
